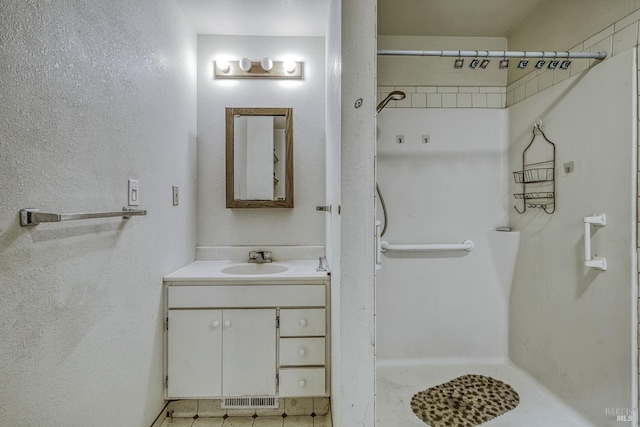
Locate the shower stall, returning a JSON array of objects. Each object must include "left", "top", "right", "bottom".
[{"left": 374, "top": 49, "right": 637, "bottom": 426}]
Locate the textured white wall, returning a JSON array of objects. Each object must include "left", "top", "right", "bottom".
[
  {"left": 324, "top": 0, "right": 343, "bottom": 418},
  {"left": 337, "top": 0, "right": 376, "bottom": 425},
  {"left": 0, "top": 1, "right": 197, "bottom": 425},
  {"left": 508, "top": 49, "right": 636, "bottom": 425},
  {"left": 375, "top": 109, "right": 511, "bottom": 361},
  {"left": 196, "top": 35, "right": 325, "bottom": 247}
]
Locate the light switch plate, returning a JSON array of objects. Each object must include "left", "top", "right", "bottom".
[{"left": 128, "top": 179, "right": 139, "bottom": 206}]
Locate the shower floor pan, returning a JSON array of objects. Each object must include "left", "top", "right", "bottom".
[{"left": 376, "top": 360, "right": 594, "bottom": 427}]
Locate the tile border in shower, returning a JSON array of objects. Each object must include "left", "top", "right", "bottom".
[{"left": 376, "top": 86, "right": 506, "bottom": 109}]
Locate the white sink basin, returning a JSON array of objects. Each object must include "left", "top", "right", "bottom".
[{"left": 221, "top": 263, "right": 289, "bottom": 275}]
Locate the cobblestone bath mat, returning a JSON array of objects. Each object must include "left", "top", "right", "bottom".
[{"left": 410, "top": 374, "right": 520, "bottom": 426}]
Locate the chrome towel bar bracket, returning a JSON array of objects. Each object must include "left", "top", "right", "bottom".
[{"left": 20, "top": 207, "right": 147, "bottom": 227}]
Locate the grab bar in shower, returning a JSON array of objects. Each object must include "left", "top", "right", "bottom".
[
  {"left": 584, "top": 214, "right": 607, "bottom": 271},
  {"left": 19, "top": 207, "right": 147, "bottom": 227},
  {"left": 380, "top": 240, "right": 474, "bottom": 253}
]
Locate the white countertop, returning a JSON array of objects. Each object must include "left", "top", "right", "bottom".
[{"left": 164, "top": 259, "right": 329, "bottom": 283}]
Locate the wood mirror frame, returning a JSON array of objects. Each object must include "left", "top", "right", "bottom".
[{"left": 225, "top": 107, "right": 293, "bottom": 208}]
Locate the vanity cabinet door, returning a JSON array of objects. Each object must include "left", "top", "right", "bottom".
[
  {"left": 167, "top": 309, "right": 222, "bottom": 398},
  {"left": 222, "top": 309, "right": 277, "bottom": 396}
]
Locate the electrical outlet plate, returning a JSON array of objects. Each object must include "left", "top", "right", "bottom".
[
  {"left": 172, "top": 186, "right": 179, "bottom": 206},
  {"left": 128, "top": 179, "right": 139, "bottom": 206}
]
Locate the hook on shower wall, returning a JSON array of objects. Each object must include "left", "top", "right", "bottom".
[{"left": 513, "top": 121, "right": 556, "bottom": 214}]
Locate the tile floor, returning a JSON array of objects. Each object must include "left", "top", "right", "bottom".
[{"left": 158, "top": 398, "right": 331, "bottom": 427}]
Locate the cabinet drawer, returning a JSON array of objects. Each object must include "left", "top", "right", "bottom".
[
  {"left": 168, "top": 285, "right": 325, "bottom": 308},
  {"left": 279, "top": 368, "right": 325, "bottom": 397},
  {"left": 279, "top": 309, "right": 325, "bottom": 336},
  {"left": 279, "top": 338, "right": 325, "bottom": 366}
]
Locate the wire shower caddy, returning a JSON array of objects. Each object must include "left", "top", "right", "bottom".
[{"left": 513, "top": 123, "right": 556, "bottom": 214}]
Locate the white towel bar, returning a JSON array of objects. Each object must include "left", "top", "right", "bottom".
[
  {"left": 380, "top": 240, "right": 474, "bottom": 253},
  {"left": 20, "top": 207, "right": 147, "bottom": 227}
]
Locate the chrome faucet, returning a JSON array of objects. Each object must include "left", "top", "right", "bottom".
[{"left": 249, "top": 250, "right": 272, "bottom": 263}]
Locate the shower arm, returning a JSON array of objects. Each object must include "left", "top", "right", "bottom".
[{"left": 377, "top": 49, "right": 607, "bottom": 60}]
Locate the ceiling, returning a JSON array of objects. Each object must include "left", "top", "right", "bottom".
[
  {"left": 377, "top": 0, "right": 550, "bottom": 37},
  {"left": 176, "top": 0, "right": 551, "bottom": 38},
  {"left": 174, "top": 0, "right": 328, "bottom": 36}
]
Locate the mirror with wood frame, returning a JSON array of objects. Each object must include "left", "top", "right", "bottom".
[{"left": 226, "top": 107, "right": 293, "bottom": 208}]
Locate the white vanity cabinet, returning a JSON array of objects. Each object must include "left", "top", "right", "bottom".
[
  {"left": 164, "top": 277, "right": 329, "bottom": 400},
  {"left": 167, "top": 308, "right": 276, "bottom": 398}
]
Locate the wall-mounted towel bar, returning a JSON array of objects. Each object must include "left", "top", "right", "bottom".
[
  {"left": 584, "top": 214, "right": 607, "bottom": 271},
  {"left": 19, "top": 207, "right": 147, "bottom": 227},
  {"left": 380, "top": 240, "right": 474, "bottom": 253}
]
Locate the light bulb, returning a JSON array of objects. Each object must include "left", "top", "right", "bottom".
[
  {"left": 283, "top": 60, "right": 297, "bottom": 73},
  {"left": 216, "top": 59, "right": 230, "bottom": 73},
  {"left": 261, "top": 57, "right": 273, "bottom": 72},
  {"left": 239, "top": 57, "right": 252, "bottom": 72}
]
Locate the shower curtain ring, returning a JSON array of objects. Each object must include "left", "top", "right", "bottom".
[
  {"left": 499, "top": 51, "right": 509, "bottom": 69},
  {"left": 454, "top": 50, "right": 464, "bottom": 69}
]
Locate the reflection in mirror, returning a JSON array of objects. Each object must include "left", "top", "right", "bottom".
[
  {"left": 226, "top": 108, "right": 293, "bottom": 208},
  {"left": 233, "top": 115, "right": 285, "bottom": 200}
]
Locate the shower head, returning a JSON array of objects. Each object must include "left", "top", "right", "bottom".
[{"left": 376, "top": 90, "right": 406, "bottom": 114}]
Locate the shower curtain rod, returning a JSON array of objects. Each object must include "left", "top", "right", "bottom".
[{"left": 377, "top": 49, "right": 607, "bottom": 60}]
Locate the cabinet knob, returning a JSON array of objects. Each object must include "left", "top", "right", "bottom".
[
  {"left": 298, "top": 380, "right": 306, "bottom": 387},
  {"left": 224, "top": 320, "right": 231, "bottom": 328},
  {"left": 298, "top": 348, "right": 307, "bottom": 356},
  {"left": 299, "top": 319, "right": 307, "bottom": 327},
  {"left": 212, "top": 321, "right": 220, "bottom": 328}
]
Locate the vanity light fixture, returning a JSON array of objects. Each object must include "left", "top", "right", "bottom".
[{"left": 214, "top": 58, "right": 303, "bottom": 79}]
